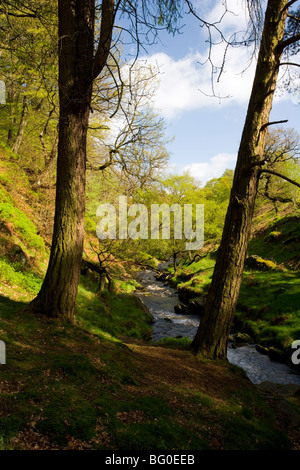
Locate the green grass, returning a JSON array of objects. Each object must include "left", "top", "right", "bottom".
[
  {"left": 0, "top": 274, "right": 292, "bottom": 450},
  {"left": 0, "top": 202, "right": 45, "bottom": 252},
  {"left": 76, "top": 275, "right": 153, "bottom": 342},
  {"left": 0, "top": 290, "right": 151, "bottom": 449},
  {"left": 153, "top": 337, "right": 192, "bottom": 350},
  {"left": 0, "top": 258, "right": 43, "bottom": 296},
  {"left": 249, "top": 213, "right": 300, "bottom": 267},
  {"left": 236, "top": 270, "right": 300, "bottom": 351}
]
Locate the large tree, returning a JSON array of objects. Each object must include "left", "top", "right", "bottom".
[
  {"left": 23, "top": 0, "right": 181, "bottom": 321},
  {"left": 191, "top": 0, "right": 300, "bottom": 359},
  {"left": 23, "top": 0, "right": 110, "bottom": 320}
]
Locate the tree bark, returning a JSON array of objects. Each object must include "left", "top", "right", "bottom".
[
  {"left": 25, "top": 0, "right": 96, "bottom": 320},
  {"left": 25, "top": 0, "right": 115, "bottom": 321},
  {"left": 191, "top": 0, "right": 289, "bottom": 359}
]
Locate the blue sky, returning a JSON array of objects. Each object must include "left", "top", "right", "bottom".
[{"left": 124, "top": 0, "right": 300, "bottom": 186}]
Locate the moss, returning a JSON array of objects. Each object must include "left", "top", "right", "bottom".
[
  {"left": 244, "top": 255, "right": 277, "bottom": 271},
  {"left": 267, "top": 231, "right": 282, "bottom": 241},
  {"left": 36, "top": 392, "right": 98, "bottom": 445},
  {"left": 0, "top": 258, "right": 42, "bottom": 294},
  {"left": 0, "top": 202, "right": 45, "bottom": 251},
  {"left": 0, "top": 186, "right": 13, "bottom": 204}
]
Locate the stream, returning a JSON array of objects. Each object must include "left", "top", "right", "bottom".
[{"left": 135, "top": 268, "right": 300, "bottom": 386}]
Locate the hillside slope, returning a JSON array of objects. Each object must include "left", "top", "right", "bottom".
[{"left": 0, "top": 144, "right": 49, "bottom": 301}]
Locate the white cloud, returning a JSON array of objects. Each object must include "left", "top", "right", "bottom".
[
  {"left": 140, "top": 45, "right": 256, "bottom": 120},
  {"left": 206, "top": 0, "right": 249, "bottom": 32},
  {"left": 183, "top": 153, "right": 237, "bottom": 185},
  {"left": 135, "top": 1, "right": 270, "bottom": 121}
]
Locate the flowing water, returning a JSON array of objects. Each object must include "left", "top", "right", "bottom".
[{"left": 135, "top": 268, "right": 300, "bottom": 385}]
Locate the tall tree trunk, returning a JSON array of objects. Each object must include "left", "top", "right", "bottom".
[
  {"left": 25, "top": 0, "right": 95, "bottom": 320},
  {"left": 25, "top": 0, "right": 115, "bottom": 321},
  {"left": 191, "top": 0, "right": 288, "bottom": 359}
]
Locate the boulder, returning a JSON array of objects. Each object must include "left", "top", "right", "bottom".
[
  {"left": 255, "top": 344, "right": 269, "bottom": 355},
  {"left": 268, "top": 347, "right": 286, "bottom": 363},
  {"left": 11, "top": 244, "right": 31, "bottom": 267},
  {"left": 244, "top": 255, "right": 277, "bottom": 271},
  {"left": 174, "top": 303, "right": 189, "bottom": 315},
  {"left": 174, "top": 297, "right": 205, "bottom": 317},
  {"left": 186, "top": 298, "right": 205, "bottom": 316},
  {"left": 234, "top": 332, "right": 253, "bottom": 344}
]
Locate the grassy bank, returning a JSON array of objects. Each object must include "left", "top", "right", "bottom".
[
  {"left": 166, "top": 205, "right": 300, "bottom": 361},
  {"left": 236, "top": 271, "right": 300, "bottom": 349}
]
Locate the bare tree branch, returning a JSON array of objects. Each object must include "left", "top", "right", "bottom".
[
  {"left": 260, "top": 120, "right": 289, "bottom": 132},
  {"left": 259, "top": 168, "right": 300, "bottom": 188},
  {"left": 282, "top": 0, "right": 300, "bottom": 13},
  {"left": 92, "top": 0, "right": 116, "bottom": 80},
  {"left": 279, "top": 32, "right": 300, "bottom": 51},
  {"left": 280, "top": 61, "right": 300, "bottom": 66}
]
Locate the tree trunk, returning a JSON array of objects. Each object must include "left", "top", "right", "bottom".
[
  {"left": 191, "top": 0, "right": 288, "bottom": 359},
  {"left": 7, "top": 87, "right": 17, "bottom": 146},
  {"left": 12, "top": 94, "right": 28, "bottom": 153},
  {"left": 24, "top": 0, "right": 95, "bottom": 321},
  {"left": 33, "top": 135, "right": 58, "bottom": 189},
  {"left": 98, "top": 273, "right": 107, "bottom": 293}
]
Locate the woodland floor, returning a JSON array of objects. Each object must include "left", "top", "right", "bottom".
[
  {"left": 1, "top": 296, "right": 300, "bottom": 451},
  {"left": 124, "top": 339, "right": 300, "bottom": 450}
]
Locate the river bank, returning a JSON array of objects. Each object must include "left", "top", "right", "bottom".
[
  {"left": 134, "top": 268, "right": 300, "bottom": 386},
  {"left": 132, "top": 266, "right": 300, "bottom": 447}
]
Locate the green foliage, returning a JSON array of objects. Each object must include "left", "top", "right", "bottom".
[
  {"left": 0, "top": 1, "right": 58, "bottom": 172},
  {"left": 0, "top": 258, "right": 42, "bottom": 294},
  {"left": 0, "top": 202, "right": 45, "bottom": 251},
  {"left": 100, "top": 169, "right": 234, "bottom": 265}
]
